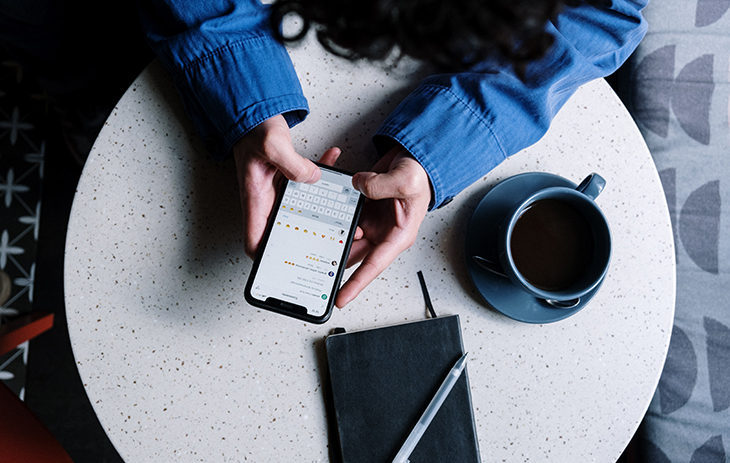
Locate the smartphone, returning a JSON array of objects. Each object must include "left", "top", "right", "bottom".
[{"left": 244, "top": 163, "right": 364, "bottom": 323}]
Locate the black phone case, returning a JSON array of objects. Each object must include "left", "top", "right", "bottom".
[{"left": 244, "top": 163, "right": 364, "bottom": 324}]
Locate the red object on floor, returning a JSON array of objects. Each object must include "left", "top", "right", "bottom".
[
  {"left": 0, "top": 311, "right": 73, "bottom": 461},
  {"left": 0, "top": 312, "right": 54, "bottom": 357},
  {"left": 0, "top": 381, "right": 75, "bottom": 462}
]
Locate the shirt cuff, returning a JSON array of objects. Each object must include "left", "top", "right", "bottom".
[
  {"left": 374, "top": 84, "right": 507, "bottom": 210},
  {"left": 156, "top": 35, "right": 308, "bottom": 160}
]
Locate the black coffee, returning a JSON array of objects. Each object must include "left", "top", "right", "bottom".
[{"left": 510, "top": 199, "right": 594, "bottom": 291}]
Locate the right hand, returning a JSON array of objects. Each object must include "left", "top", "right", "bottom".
[
  {"left": 335, "top": 146, "right": 432, "bottom": 308},
  {"left": 233, "top": 114, "right": 340, "bottom": 257}
]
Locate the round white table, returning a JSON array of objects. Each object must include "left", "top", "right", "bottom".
[{"left": 65, "top": 37, "right": 675, "bottom": 462}]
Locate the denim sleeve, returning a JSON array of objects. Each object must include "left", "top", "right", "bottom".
[
  {"left": 374, "top": 0, "right": 649, "bottom": 209},
  {"left": 138, "top": 0, "right": 309, "bottom": 160}
]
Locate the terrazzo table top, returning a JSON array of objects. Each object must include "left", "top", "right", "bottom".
[{"left": 65, "top": 39, "right": 675, "bottom": 462}]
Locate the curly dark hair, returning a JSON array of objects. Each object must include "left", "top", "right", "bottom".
[{"left": 270, "top": 0, "right": 583, "bottom": 74}]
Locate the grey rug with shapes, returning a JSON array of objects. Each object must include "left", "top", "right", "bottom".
[
  {"left": 614, "top": 0, "right": 730, "bottom": 461},
  {"left": 0, "top": 58, "right": 46, "bottom": 399}
]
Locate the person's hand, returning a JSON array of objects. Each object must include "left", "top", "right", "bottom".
[
  {"left": 233, "top": 114, "right": 341, "bottom": 257},
  {"left": 336, "top": 145, "right": 432, "bottom": 308}
]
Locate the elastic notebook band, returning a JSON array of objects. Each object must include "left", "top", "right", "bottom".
[{"left": 417, "top": 271, "right": 437, "bottom": 318}]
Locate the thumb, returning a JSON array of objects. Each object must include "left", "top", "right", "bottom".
[
  {"left": 269, "top": 144, "right": 321, "bottom": 184},
  {"left": 352, "top": 171, "right": 398, "bottom": 200},
  {"left": 353, "top": 165, "right": 423, "bottom": 201},
  {"left": 246, "top": 114, "right": 321, "bottom": 184}
]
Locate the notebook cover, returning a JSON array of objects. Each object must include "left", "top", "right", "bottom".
[{"left": 325, "top": 315, "right": 481, "bottom": 463}]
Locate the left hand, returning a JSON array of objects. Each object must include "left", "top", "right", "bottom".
[{"left": 335, "top": 145, "right": 433, "bottom": 308}]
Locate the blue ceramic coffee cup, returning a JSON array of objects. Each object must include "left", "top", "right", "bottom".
[{"left": 473, "top": 173, "right": 611, "bottom": 308}]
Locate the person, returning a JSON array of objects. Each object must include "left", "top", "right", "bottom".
[{"left": 139, "top": 0, "right": 648, "bottom": 308}]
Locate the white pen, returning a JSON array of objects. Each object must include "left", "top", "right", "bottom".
[{"left": 391, "top": 352, "right": 468, "bottom": 463}]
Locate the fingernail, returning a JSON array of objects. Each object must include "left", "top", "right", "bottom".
[
  {"left": 307, "top": 167, "right": 320, "bottom": 184},
  {"left": 351, "top": 174, "right": 361, "bottom": 192}
]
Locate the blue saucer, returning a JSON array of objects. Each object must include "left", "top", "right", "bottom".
[{"left": 464, "top": 172, "right": 603, "bottom": 324}]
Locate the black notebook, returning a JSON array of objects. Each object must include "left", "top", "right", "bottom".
[{"left": 325, "top": 315, "right": 481, "bottom": 463}]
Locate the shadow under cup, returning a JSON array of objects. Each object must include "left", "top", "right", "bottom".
[{"left": 500, "top": 187, "right": 612, "bottom": 304}]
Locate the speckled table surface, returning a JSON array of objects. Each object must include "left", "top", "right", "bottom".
[{"left": 64, "top": 40, "right": 675, "bottom": 463}]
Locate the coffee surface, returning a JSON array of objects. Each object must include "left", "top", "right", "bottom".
[{"left": 510, "top": 199, "right": 594, "bottom": 291}]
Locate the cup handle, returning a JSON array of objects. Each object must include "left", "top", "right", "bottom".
[
  {"left": 576, "top": 173, "right": 606, "bottom": 201},
  {"left": 472, "top": 255, "right": 508, "bottom": 278}
]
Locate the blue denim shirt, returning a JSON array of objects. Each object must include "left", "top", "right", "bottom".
[{"left": 140, "top": 0, "right": 648, "bottom": 209}]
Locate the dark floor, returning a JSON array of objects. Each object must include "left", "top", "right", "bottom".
[
  {"left": 0, "top": 61, "right": 124, "bottom": 463},
  {"left": 27, "top": 126, "right": 125, "bottom": 463},
  {"left": 0, "top": 33, "right": 152, "bottom": 459}
]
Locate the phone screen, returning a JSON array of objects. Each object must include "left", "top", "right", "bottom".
[{"left": 246, "top": 166, "right": 362, "bottom": 321}]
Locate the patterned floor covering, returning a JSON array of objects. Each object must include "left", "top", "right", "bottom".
[
  {"left": 0, "top": 47, "right": 126, "bottom": 462},
  {"left": 0, "top": 58, "right": 47, "bottom": 398}
]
